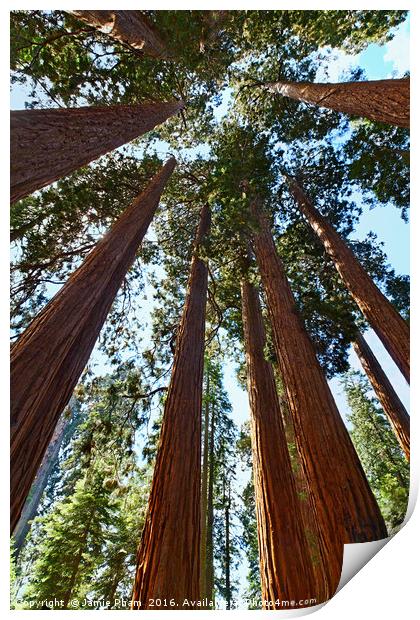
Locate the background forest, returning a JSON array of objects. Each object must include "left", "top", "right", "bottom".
[{"left": 10, "top": 9, "right": 409, "bottom": 610}]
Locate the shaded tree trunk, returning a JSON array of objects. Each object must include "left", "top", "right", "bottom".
[
  {"left": 70, "top": 11, "right": 170, "bottom": 58},
  {"left": 241, "top": 277, "right": 320, "bottom": 605},
  {"left": 206, "top": 401, "right": 215, "bottom": 605},
  {"left": 289, "top": 178, "right": 409, "bottom": 383},
  {"left": 12, "top": 401, "right": 73, "bottom": 556},
  {"left": 199, "top": 372, "right": 210, "bottom": 602},
  {"left": 11, "top": 100, "right": 182, "bottom": 203},
  {"left": 250, "top": 198, "right": 387, "bottom": 596},
  {"left": 265, "top": 78, "right": 409, "bottom": 128},
  {"left": 131, "top": 204, "right": 211, "bottom": 608},
  {"left": 10, "top": 159, "right": 176, "bottom": 533},
  {"left": 353, "top": 332, "right": 410, "bottom": 460}
]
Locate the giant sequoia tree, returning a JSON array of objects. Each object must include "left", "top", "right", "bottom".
[
  {"left": 11, "top": 9, "right": 409, "bottom": 610},
  {"left": 11, "top": 159, "right": 175, "bottom": 533}
]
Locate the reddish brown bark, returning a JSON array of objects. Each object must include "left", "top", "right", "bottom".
[
  {"left": 131, "top": 204, "right": 211, "bottom": 609},
  {"left": 10, "top": 100, "right": 182, "bottom": 203},
  {"left": 353, "top": 332, "right": 410, "bottom": 461},
  {"left": 289, "top": 178, "right": 410, "bottom": 383},
  {"left": 10, "top": 158, "right": 176, "bottom": 533},
  {"left": 277, "top": 392, "right": 328, "bottom": 600},
  {"left": 70, "top": 11, "right": 169, "bottom": 58},
  {"left": 241, "top": 278, "right": 321, "bottom": 605},
  {"left": 251, "top": 199, "right": 387, "bottom": 595},
  {"left": 266, "top": 78, "right": 409, "bottom": 128}
]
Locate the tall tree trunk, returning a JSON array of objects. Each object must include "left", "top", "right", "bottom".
[
  {"left": 10, "top": 159, "right": 176, "bottom": 533},
  {"left": 265, "top": 78, "right": 409, "bottom": 128},
  {"left": 199, "top": 371, "right": 210, "bottom": 602},
  {"left": 206, "top": 401, "right": 215, "bottom": 605},
  {"left": 289, "top": 178, "right": 409, "bottom": 383},
  {"left": 70, "top": 11, "right": 170, "bottom": 58},
  {"left": 11, "top": 101, "right": 182, "bottom": 203},
  {"left": 241, "top": 277, "right": 320, "bottom": 605},
  {"left": 12, "top": 400, "right": 74, "bottom": 555},
  {"left": 278, "top": 393, "right": 326, "bottom": 599},
  {"left": 353, "top": 332, "right": 410, "bottom": 460},
  {"left": 224, "top": 483, "right": 231, "bottom": 610},
  {"left": 131, "top": 204, "right": 211, "bottom": 608},
  {"left": 250, "top": 198, "right": 387, "bottom": 596}
]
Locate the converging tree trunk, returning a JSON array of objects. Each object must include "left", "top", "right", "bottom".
[
  {"left": 241, "top": 277, "right": 320, "bottom": 605},
  {"left": 250, "top": 198, "right": 387, "bottom": 595},
  {"left": 265, "top": 78, "right": 409, "bottom": 128},
  {"left": 12, "top": 401, "right": 71, "bottom": 556},
  {"left": 10, "top": 158, "right": 176, "bottom": 533},
  {"left": 70, "top": 11, "right": 170, "bottom": 58},
  {"left": 278, "top": 393, "right": 326, "bottom": 599},
  {"left": 353, "top": 332, "right": 410, "bottom": 460},
  {"left": 131, "top": 204, "right": 211, "bottom": 609},
  {"left": 289, "top": 178, "right": 410, "bottom": 383},
  {"left": 11, "top": 100, "right": 182, "bottom": 203}
]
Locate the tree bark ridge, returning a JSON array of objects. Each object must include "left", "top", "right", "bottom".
[
  {"left": 251, "top": 198, "right": 387, "bottom": 595},
  {"left": 266, "top": 78, "right": 409, "bottom": 127},
  {"left": 11, "top": 101, "right": 182, "bottom": 202},
  {"left": 131, "top": 204, "right": 211, "bottom": 608},
  {"left": 10, "top": 158, "right": 176, "bottom": 533}
]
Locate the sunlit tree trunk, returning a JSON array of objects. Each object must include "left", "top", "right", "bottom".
[
  {"left": 10, "top": 159, "right": 176, "bottom": 533},
  {"left": 70, "top": 11, "right": 170, "bottom": 58},
  {"left": 241, "top": 277, "right": 320, "bottom": 605},
  {"left": 251, "top": 198, "right": 387, "bottom": 596},
  {"left": 353, "top": 332, "right": 410, "bottom": 460},
  {"left": 11, "top": 100, "right": 182, "bottom": 202},
  {"left": 289, "top": 178, "right": 409, "bottom": 383},
  {"left": 266, "top": 78, "right": 409, "bottom": 127},
  {"left": 132, "top": 204, "right": 211, "bottom": 608}
]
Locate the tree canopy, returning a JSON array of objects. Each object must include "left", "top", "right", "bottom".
[{"left": 11, "top": 9, "right": 409, "bottom": 609}]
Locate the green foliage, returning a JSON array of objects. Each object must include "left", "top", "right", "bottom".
[
  {"left": 11, "top": 9, "right": 410, "bottom": 604},
  {"left": 343, "top": 372, "right": 409, "bottom": 531},
  {"left": 344, "top": 119, "right": 409, "bottom": 220},
  {"left": 16, "top": 368, "right": 156, "bottom": 608}
]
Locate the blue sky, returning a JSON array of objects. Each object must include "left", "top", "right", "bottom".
[{"left": 10, "top": 14, "right": 410, "bottom": 604}]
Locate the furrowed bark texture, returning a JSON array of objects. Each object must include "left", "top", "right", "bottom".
[
  {"left": 278, "top": 394, "right": 326, "bottom": 600},
  {"left": 70, "top": 11, "right": 169, "bottom": 58},
  {"left": 251, "top": 199, "right": 387, "bottom": 595},
  {"left": 132, "top": 204, "right": 211, "bottom": 608},
  {"left": 241, "top": 279, "right": 320, "bottom": 606},
  {"left": 10, "top": 158, "right": 176, "bottom": 533},
  {"left": 267, "top": 78, "right": 409, "bottom": 128},
  {"left": 13, "top": 403, "right": 70, "bottom": 555},
  {"left": 289, "top": 179, "right": 410, "bottom": 383},
  {"left": 11, "top": 100, "right": 182, "bottom": 203},
  {"left": 354, "top": 332, "right": 410, "bottom": 460}
]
